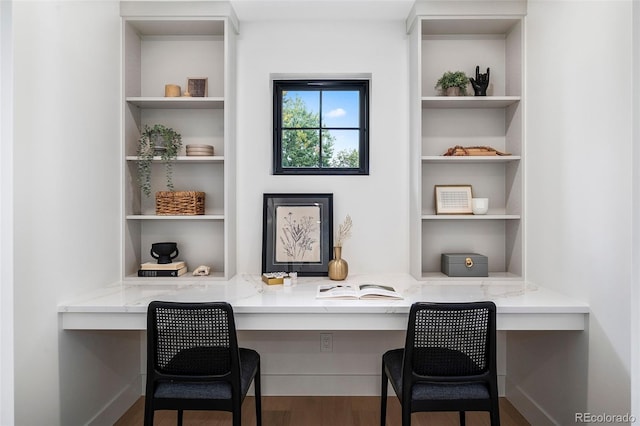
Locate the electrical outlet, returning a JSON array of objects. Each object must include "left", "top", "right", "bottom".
[{"left": 320, "top": 333, "right": 333, "bottom": 352}]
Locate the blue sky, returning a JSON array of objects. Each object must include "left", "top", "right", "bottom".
[{"left": 286, "top": 90, "right": 360, "bottom": 152}]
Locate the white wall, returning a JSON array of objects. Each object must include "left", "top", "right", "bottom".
[
  {"left": 13, "top": 1, "right": 141, "bottom": 425},
  {"left": 633, "top": 0, "right": 640, "bottom": 418},
  {"left": 1, "top": 1, "right": 15, "bottom": 424},
  {"left": 236, "top": 19, "right": 410, "bottom": 274},
  {"left": 8, "top": 0, "right": 638, "bottom": 424},
  {"left": 234, "top": 16, "right": 411, "bottom": 396},
  {"left": 508, "top": 1, "right": 633, "bottom": 424}
]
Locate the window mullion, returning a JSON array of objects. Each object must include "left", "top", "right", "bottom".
[{"left": 318, "top": 90, "right": 324, "bottom": 169}]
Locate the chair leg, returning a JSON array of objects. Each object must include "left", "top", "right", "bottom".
[
  {"left": 177, "top": 409, "right": 183, "bottom": 426},
  {"left": 459, "top": 411, "right": 465, "bottom": 426},
  {"left": 143, "top": 397, "right": 153, "bottom": 426},
  {"left": 380, "top": 361, "right": 388, "bottom": 426},
  {"left": 490, "top": 402, "right": 501, "bottom": 426},
  {"left": 490, "top": 386, "right": 501, "bottom": 426},
  {"left": 255, "top": 361, "right": 262, "bottom": 426},
  {"left": 401, "top": 402, "right": 411, "bottom": 426}
]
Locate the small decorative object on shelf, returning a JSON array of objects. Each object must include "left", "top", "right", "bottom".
[
  {"left": 186, "top": 144, "right": 214, "bottom": 156},
  {"left": 164, "top": 84, "right": 181, "bottom": 97},
  {"left": 435, "top": 71, "right": 469, "bottom": 96},
  {"left": 472, "top": 198, "right": 489, "bottom": 215},
  {"left": 434, "top": 185, "right": 473, "bottom": 215},
  {"left": 187, "top": 77, "right": 208, "bottom": 97},
  {"left": 443, "top": 145, "right": 510, "bottom": 156},
  {"left": 150, "top": 242, "right": 179, "bottom": 264},
  {"left": 137, "top": 266, "right": 187, "bottom": 277},
  {"left": 470, "top": 66, "right": 490, "bottom": 96},
  {"left": 156, "top": 191, "right": 205, "bottom": 216},
  {"left": 137, "top": 124, "right": 183, "bottom": 198},
  {"left": 138, "top": 259, "right": 187, "bottom": 277},
  {"left": 441, "top": 253, "right": 488, "bottom": 277},
  {"left": 141, "top": 260, "right": 185, "bottom": 270},
  {"left": 192, "top": 265, "right": 211, "bottom": 276},
  {"left": 329, "top": 214, "right": 352, "bottom": 281}
]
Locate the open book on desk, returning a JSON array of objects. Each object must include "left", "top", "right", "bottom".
[{"left": 316, "top": 283, "right": 403, "bottom": 300}]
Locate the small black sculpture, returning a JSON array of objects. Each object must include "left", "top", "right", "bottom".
[
  {"left": 151, "top": 242, "right": 179, "bottom": 264},
  {"left": 470, "top": 66, "right": 490, "bottom": 96}
]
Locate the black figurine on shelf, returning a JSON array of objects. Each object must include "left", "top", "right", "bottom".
[
  {"left": 470, "top": 66, "right": 490, "bottom": 96},
  {"left": 151, "top": 242, "right": 179, "bottom": 264}
]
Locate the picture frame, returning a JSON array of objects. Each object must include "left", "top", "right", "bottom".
[
  {"left": 186, "top": 77, "right": 208, "bottom": 97},
  {"left": 262, "top": 193, "right": 333, "bottom": 276},
  {"left": 434, "top": 185, "right": 473, "bottom": 214}
]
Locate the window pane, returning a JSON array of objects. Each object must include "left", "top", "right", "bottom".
[
  {"left": 282, "top": 90, "right": 320, "bottom": 128},
  {"left": 281, "top": 129, "right": 320, "bottom": 168},
  {"left": 321, "top": 91, "right": 359, "bottom": 128},
  {"left": 274, "top": 79, "right": 368, "bottom": 175},
  {"left": 322, "top": 129, "right": 360, "bottom": 168}
]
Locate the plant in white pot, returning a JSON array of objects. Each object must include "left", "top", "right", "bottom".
[
  {"left": 137, "top": 124, "right": 182, "bottom": 198},
  {"left": 435, "top": 71, "right": 470, "bottom": 96}
]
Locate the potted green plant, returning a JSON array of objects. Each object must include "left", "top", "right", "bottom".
[
  {"left": 435, "top": 71, "right": 470, "bottom": 96},
  {"left": 137, "top": 124, "right": 183, "bottom": 198}
]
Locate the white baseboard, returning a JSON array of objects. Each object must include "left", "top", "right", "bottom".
[
  {"left": 262, "top": 374, "right": 381, "bottom": 396},
  {"left": 87, "top": 375, "right": 142, "bottom": 426},
  {"left": 506, "top": 381, "right": 558, "bottom": 426},
  {"left": 263, "top": 373, "right": 507, "bottom": 397}
]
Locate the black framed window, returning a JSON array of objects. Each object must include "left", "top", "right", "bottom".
[{"left": 273, "top": 80, "right": 369, "bottom": 175}]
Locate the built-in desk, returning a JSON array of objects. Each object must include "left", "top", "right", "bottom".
[{"left": 59, "top": 274, "right": 589, "bottom": 331}]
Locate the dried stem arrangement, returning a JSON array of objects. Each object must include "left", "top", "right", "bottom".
[{"left": 335, "top": 214, "right": 353, "bottom": 247}]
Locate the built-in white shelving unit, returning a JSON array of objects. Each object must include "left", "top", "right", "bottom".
[
  {"left": 407, "top": 1, "right": 527, "bottom": 280},
  {"left": 120, "top": 1, "right": 238, "bottom": 281}
]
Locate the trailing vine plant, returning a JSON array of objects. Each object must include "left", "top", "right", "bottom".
[{"left": 137, "top": 124, "right": 183, "bottom": 198}]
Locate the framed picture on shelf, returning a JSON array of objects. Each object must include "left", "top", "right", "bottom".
[
  {"left": 186, "top": 77, "right": 208, "bottom": 97},
  {"left": 262, "top": 193, "right": 333, "bottom": 276},
  {"left": 434, "top": 185, "right": 473, "bottom": 214}
]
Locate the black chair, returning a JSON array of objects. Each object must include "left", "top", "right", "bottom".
[
  {"left": 144, "top": 301, "right": 262, "bottom": 426},
  {"left": 381, "top": 301, "right": 499, "bottom": 426}
]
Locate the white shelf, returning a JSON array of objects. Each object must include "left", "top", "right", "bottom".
[
  {"left": 121, "top": 3, "right": 237, "bottom": 281},
  {"left": 421, "top": 96, "right": 520, "bottom": 109},
  {"left": 409, "top": 10, "right": 525, "bottom": 281},
  {"left": 422, "top": 155, "right": 520, "bottom": 163},
  {"left": 126, "top": 156, "right": 224, "bottom": 163},
  {"left": 126, "top": 215, "right": 224, "bottom": 220},
  {"left": 422, "top": 214, "right": 521, "bottom": 220},
  {"left": 126, "top": 97, "right": 224, "bottom": 109}
]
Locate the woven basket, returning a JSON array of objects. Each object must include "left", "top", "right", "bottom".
[{"left": 156, "top": 191, "right": 205, "bottom": 215}]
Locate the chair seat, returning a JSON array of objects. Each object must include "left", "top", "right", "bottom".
[
  {"left": 156, "top": 381, "right": 232, "bottom": 400},
  {"left": 155, "top": 348, "right": 260, "bottom": 400},
  {"left": 413, "top": 383, "right": 490, "bottom": 401},
  {"left": 383, "top": 348, "right": 490, "bottom": 401}
]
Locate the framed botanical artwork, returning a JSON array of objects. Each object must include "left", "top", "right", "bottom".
[
  {"left": 434, "top": 185, "right": 473, "bottom": 214},
  {"left": 262, "top": 193, "right": 333, "bottom": 276},
  {"left": 186, "top": 77, "right": 208, "bottom": 97}
]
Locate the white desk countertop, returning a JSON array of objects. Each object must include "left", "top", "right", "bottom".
[{"left": 58, "top": 274, "right": 589, "bottom": 331}]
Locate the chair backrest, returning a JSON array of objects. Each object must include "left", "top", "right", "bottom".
[
  {"left": 147, "top": 301, "right": 241, "bottom": 382},
  {"left": 402, "top": 301, "right": 496, "bottom": 387}
]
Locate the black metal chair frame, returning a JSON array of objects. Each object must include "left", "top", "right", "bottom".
[
  {"left": 144, "top": 301, "right": 262, "bottom": 426},
  {"left": 381, "top": 301, "right": 499, "bottom": 426}
]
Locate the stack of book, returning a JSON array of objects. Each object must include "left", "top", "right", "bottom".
[{"left": 138, "top": 261, "right": 187, "bottom": 277}]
